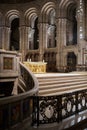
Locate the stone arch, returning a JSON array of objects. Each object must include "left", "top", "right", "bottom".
[
  {"left": 5, "top": 10, "right": 20, "bottom": 27},
  {"left": 5, "top": 10, "right": 20, "bottom": 50},
  {"left": 24, "top": 8, "right": 39, "bottom": 50},
  {"left": 59, "top": 0, "right": 77, "bottom": 17},
  {"left": 40, "top": 2, "right": 56, "bottom": 48},
  {"left": 24, "top": 7, "right": 38, "bottom": 27},
  {"left": 59, "top": 0, "right": 77, "bottom": 46},
  {"left": 41, "top": 2, "right": 56, "bottom": 23}
]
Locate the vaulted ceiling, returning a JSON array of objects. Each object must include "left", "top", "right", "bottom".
[{"left": 0, "top": 0, "right": 35, "bottom": 4}]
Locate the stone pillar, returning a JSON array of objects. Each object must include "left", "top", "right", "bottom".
[
  {"left": 48, "top": 25, "right": 56, "bottom": 48},
  {"left": 28, "top": 27, "right": 35, "bottom": 50},
  {"left": 76, "top": 0, "right": 84, "bottom": 64},
  {"left": 85, "top": 1, "right": 87, "bottom": 40},
  {"left": 38, "top": 22, "right": 48, "bottom": 61},
  {"left": 76, "top": 0, "right": 84, "bottom": 42},
  {"left": 19, "top": 26, "right": 26, "bottom": 61},
  {"left": 0, "top": 26, "right": 11, "bottom": 50},
  {"left": 56, "top": 18, "right": 67, "bottom": 70},
  {"left": 4, "top": 27, "right": 10, "bottom": 50},
  {"left": 0, "top": 27, "right": 3, "bottom": 49},
  {"left": 0, "top": 26, "right": 5, "bottom": 49},
  {"left": 25, "top": 26, "right": 29, "bottom": 54}
]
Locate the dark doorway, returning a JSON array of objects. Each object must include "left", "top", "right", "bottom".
[
  {"left": 67, "top": 52, "right": 77, "bottom": 71},
  {"left": 10, "top": 18, "right": 19, "bottom": 50}
]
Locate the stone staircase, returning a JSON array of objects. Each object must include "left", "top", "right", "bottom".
[{"left": 35, "top": 72, "right": 87, "bottom": 96}]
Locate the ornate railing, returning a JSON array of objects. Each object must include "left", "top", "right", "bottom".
[{"left": 32, "top": 89, "right": 87, "bottom": 126}]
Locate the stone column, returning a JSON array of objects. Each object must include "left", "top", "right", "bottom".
[
  {"left": 19, "top": 26, "right": 26, "bottom": 61},
  {"left": 4, "top": 27, "right": 10, "bottom": 50},
  {"left": 25, "top": 26, "right": 29, "bottom": 54},
  {"left": 0, "top": 27, "right": 3, "bottom": 49},
  {"left": 0, "top": 26, "right": 11, "bottom": 50},
  {"left": 0, "top": 26, "right": 6, "bottom": 49},
  {"left": 76, "top": 0, "right": 84, "bottom": 64},
  {"left": 56, "top": 18, "right": 67, "bottom": 70},
  {"left": 28, "top": 27, "right": 35, "bottom": 50},
  {"left": 76, "top": 0, "right": 84, "bottom": 42},
  {"left": 38, "top": 22, "right": 48, "bottom": 61},
  {"left": 49, "top": 25, "right": 56, "bottom": 48}
]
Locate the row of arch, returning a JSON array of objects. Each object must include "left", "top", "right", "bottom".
[{"left": 0, "top": 0, "right": 78, "bottom": 52}]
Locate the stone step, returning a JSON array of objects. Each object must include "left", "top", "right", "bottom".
[
  {"left": 37, "top": 75, "right": 87, "bottom": 82},
  {"left": 36, "top": 73, "right": 87, "bottom": 96},
  {"left": 39, "top": 83, "right": 87, "bottom": 96},
  {"left": 39, "top": 81, "right": 87, "bottom": 91},
  {"left": 38, "top": 78, "right": 87, "bottom": 87}
]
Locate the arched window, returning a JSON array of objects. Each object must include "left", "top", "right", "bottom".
[{"left": 10, "top": 18, "right": 19, "bottom": 50}]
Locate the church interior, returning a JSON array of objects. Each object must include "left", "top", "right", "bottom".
[{"left": 0, "top": 0, "right": 87, "bottom": 130}]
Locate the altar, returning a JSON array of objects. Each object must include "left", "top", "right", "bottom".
[{"left": 23, "top": 61, "right": 47, "bottom": 73}]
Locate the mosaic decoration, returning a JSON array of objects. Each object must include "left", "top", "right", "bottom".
[
  {"left": 32, "top": 89, "right": 87, "bottom": 126},
  {"left": 77, "top": 90, "right": 87, "bottom": 111},
  {"left": 3, "top": 57, "right": 13, "bottom": 70},
  {"left": 40, "top": 99, "right": 57, "bottom": 122},
  {"left": 39, "top": 96, "right": 58, "bottom": 124},
  {"left": 62, "top": 93, "right": 76, "bottom": 119}
]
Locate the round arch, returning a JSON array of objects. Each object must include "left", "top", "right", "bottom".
[
  {"left": 40, "top": 2, "right": 56, "bottom": 23},
  {"left": 5, "top": 10, "right": 20, "bottom": 50},
  {"left": 59, "top": 0, "right": 77, "bottom": 17},
  {"left": 24, "top": 8, "right": 38, "bottom": 27},
  {"left": 5, "top": 10, "right": 20, "bottom": 27},
  {"left": 24, "top": 8, "right": 39, "bottom": 50}
]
